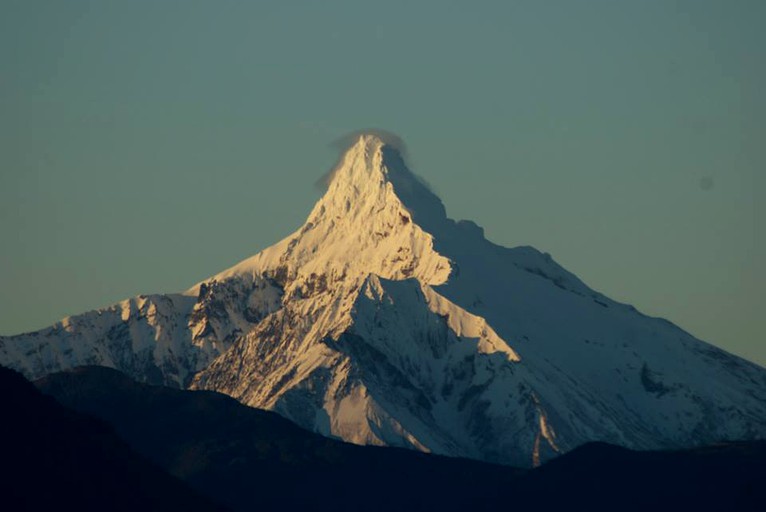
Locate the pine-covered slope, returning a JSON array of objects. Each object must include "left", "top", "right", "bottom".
[{"left": 2, "top": 134, "right": 764, "bottom": 466}]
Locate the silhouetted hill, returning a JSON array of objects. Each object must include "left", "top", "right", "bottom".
[
  {"left": 35, "top": 366, "right": 766, "bottom": 512},
  {"left": 518, "top": 439, "right": 766, "bottom": 511},
  {"left": 0, "top": 366, "right": 224, "bottom": 512},
  {"left": 35, "top": 366, "right": 522, "bottom": 511}
]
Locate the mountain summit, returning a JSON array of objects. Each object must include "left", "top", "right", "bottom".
[
  {"left": 2, "top": 134, "right": 765, "bottom": 466},
  {"left": 207, "top": 134, "right": 453, "bottom": 288}
]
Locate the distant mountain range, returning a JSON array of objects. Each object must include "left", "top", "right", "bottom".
[{"left": 2, "top": 134, "right": 764, "bottom": 468}]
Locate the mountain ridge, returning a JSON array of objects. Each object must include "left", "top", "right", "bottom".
[
  {"left": 34, "top": 365, "right": 766, "bottom": 512},
  {"left": 2, "top": 134, "right": 764, "bottom": 467}
]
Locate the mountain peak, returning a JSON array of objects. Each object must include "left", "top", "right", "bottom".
[
  {"left": 353, "top": 132, "right": 388, "bottom": 151},
  {"left": 203, "top": 133, "right": 453, "bottom": 287},
  {"left": 320, "top": 133, "right": 392, "bottom": 199},
  {"left": 319, "top": 133, "right": 449, "bottom": 235},
  {"left": 2, "top": 135, "right": 765, "bottom": 470}
]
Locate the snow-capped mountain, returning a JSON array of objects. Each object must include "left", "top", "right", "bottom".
[{"left": 2, "top": 134, "right": 764, "bottom": 466}]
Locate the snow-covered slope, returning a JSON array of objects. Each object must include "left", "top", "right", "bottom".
[
  {"left": 2, "top": 134, "right": 764, "bottom": 466},
  {"left": 0, "top": 276, "right": 282, "bottom": 387}
]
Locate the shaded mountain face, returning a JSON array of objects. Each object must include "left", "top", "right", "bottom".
[
  {"left": 0, "top": 366, "right": 224, "bottom": 512},
  {"left": 2, "top": 134, "right": 765, "bottom": 466},
  {"left": 36, "top": 367, "right": 766, "bottom": 512}
]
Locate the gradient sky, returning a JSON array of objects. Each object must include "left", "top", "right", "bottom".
[{"left": 1, "top": 1, "right": 764, "bottom": 365}]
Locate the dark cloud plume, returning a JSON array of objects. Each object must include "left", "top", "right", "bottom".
[{"left": 315, "top": 129, "right": 409, "bottom": 190}]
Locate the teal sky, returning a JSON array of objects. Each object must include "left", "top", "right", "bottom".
[{"left": 1, "top": 1, "right": 764, "bottom": 365}]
